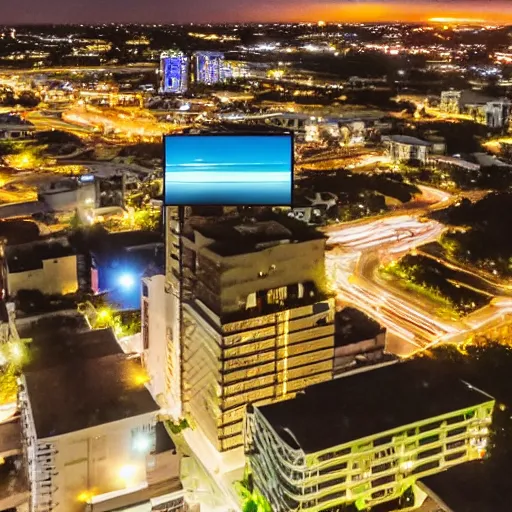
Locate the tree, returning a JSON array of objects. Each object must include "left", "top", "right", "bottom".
[{"left": 16, "top": 91, "right": 40, "bottom": 108}]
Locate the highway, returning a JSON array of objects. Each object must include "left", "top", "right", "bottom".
[{"left": 326, "top": 191, "right": 512, "bottom": 357}]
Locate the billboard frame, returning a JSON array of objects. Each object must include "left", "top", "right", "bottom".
[{"left": 162, "top": 131, "right": 295, "bottom": 208}]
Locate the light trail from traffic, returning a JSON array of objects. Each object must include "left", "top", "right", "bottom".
[{"left": 327, "top": 209, "right": 512, "bottom": 356}]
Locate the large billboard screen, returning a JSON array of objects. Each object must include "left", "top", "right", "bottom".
[{"left": 164, "top": 133, "right": 293, "bottom": 206}]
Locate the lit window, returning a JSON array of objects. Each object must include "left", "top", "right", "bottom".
[
  {"left": 246, "top": 293, "right": 257, "bottom": 309},
  {"left": 267, "top": 287, "right": 287, "bottom": 305}
]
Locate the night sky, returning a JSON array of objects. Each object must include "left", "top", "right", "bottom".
[{"left": 2, "top": 0, "right": 512, "bottom": 24}]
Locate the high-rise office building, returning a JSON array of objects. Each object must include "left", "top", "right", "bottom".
[
  {"left": 160, "top": 50, "right": 189, "bottom": 94},
  {"left": 193, "top": 51, "right": 224, "bottom": 85},
  {"left": 164, "top": 207, "right": 336, "bottom": 452}
]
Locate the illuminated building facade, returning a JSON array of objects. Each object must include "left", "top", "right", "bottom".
[
  {"left": 220, "top": 60, "right": 249, "bottom": 81},
  {"left": 245, "top": 361, "right": 494, "bottom": 512},
  {"left": 385, "top": 135, "right": 431, "bottom": 164},
  {"left": 160, "top": 50, "right": 189, "bottom": 94},
  {"left": 164, "top": 208, "right": 335, "bottom": 452},
  {"left": 440, "top": 90, "right": 463, "bottom": 114},
  {"left": 193, "top": 51, "right": 224, "bottom": 85}
]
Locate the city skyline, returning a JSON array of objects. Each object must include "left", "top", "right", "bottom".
[{"left": 3, "top": 0, "right": 512, "bottom": 24}]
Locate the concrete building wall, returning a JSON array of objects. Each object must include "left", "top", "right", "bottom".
[
  {"left": 212, "top": 239, "right": 327, "bottom": 314},
  {"left": 8, "top": 255, "right": 78, "bottom": 296},
  {"left": 38, "top": 414, "right": 156, "bottom": 512},
  {"left": 142, "top": 275, "right": 167, "bottom": 404},
  {"left": 389, "top": 142, "right": 428, "bottom": 164},
  {"left": 39, "top": 183, "right": 96, "bottom": 212}
]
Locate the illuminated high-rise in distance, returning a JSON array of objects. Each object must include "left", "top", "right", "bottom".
[
  {"left": 160, "top": 50, "right": 189, "bottom": 94},
  {"left": 193, "top": 51, "right": 224, "bottom": 85}
]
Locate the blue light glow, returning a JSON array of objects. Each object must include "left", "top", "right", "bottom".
[
  {"left": 118, "top": 273, "right": 136, "bottom": 290},
  {"left": 164, "top": 134, "right": 293, "bottom": 206}
]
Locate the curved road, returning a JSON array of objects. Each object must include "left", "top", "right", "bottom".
[{"left": 326, "top": 187, "right": 510, "bottom": 356}]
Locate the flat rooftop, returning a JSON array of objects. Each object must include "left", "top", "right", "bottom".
[
  {"left": 420, "top": 460, "right": 500, "bottom": 512},
  {"left": 0, "top": 218, "right": 41, "bottom": 244},
  {"left": 18, "top": 318, "right": 121, "bottom": 372},
  {"left": 335, "top": 307, "right": 384, "bottom": 348},
  {"left": 186, "top": 211, "right": 325, "bottom": 257},
  {"left": 88, "top": 230, "right": 164, "bottom": 264},
  {"left": 388, "top": 135, "right": 431, "bottom": 146},
  {"left": 25, "top": 352, "right": 159, "bottom": 439},
  {"left": 7, "top": 239, "right": 75, "bottom": 273},
  {"left": 256, "top": 360, "right": 493, "bottom": 454}
]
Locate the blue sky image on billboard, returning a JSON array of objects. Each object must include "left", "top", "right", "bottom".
[{"left": 164, "top": 134, "right": 293, "bottom": 206}]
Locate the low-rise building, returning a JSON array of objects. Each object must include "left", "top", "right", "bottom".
[
  {"left": 440, "top": 90, "right": 463, "bottom": 115},
  {"left": 0, "top": 114, "right": 35, "bottom": 140},
  {"left": 6, "top": 239, "right": 79, "bottom": 297},
  {"left": 333, "top": 307, "right": 389, "bottom": 375},
  {"left": 245, "top": 360, "right": 494, "bottom": 512},
  {"left": 385, "top": 135, "right": 431, "bottom": 164},
  {"left": 440, "top": 90, "right": 511, "bottom": 129},
  {"left": 19, "top": 326, "right": 183, "bottom": 512},
  {"left": 38, "top": 177, "right": 96, "bottom": 212}
]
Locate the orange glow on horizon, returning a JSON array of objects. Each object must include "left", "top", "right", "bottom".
[
  {"left": 428, "top": 17, "right": 487, "bottom": 24},
  {"left": 246, "top": 2, "right": 512, "bottom": 24}
]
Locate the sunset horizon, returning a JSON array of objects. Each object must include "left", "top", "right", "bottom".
[{"left": 5, "top": 0, "right": 512, "bottom": 25}]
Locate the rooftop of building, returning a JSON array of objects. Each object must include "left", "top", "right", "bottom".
[
  {"left": 185, "top": 210, "right": 325, "bottom": 257},
  {"left": 39, "top": 177, "right": 89, "bottom": 194},
  {"left": 88, "top": 230, "right": 163, "bottom": 264},
  {"left": 334, "top": 307, "right": 385, "bottom": 348},
  {"left": 419, "top": 460, "right": 501, "bottom": 512},
  {"left": 18, "top": 317, "right": 120, "bottom": 372},
  {"left": 0, "top": 114, "right": 34, "bottom": 127},
  {"left": 256, "top": 360, "right": 493, "bottom": 454},
  {"left": 24, "top": 351, "right": 159, "bottom": 439},
  {"left": 459, "top": 90, "right": 500, "bottom": 106},
  {"left": 0, "top": 218, "right": 42, "bottom": 244},
  {"left": 7, "top": 238, "right": 75, "bottom": 273},
  {"left": 387, "top": 135, "right": 431, "bottom": 146}
]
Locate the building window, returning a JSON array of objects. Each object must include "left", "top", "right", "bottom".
[
  {"left": 419, "top": 434, "right": 439, "bottom": 446},
  {"left": 267, "top": 287, "right": 287, "bottom": 305},
  {"left": 446, "top": 440, "right": 465, "bottom": 451},
  {"left": 417, "top": 446, "right": 443, "bottom": 460},
  {"left": 447, "top": 426, "right": 466, "bottom": 438},
  {"left": 412, "top": 460, "right": 440, "bottom": 475},
  {"left": 445, "top": 450, "right": 466, "bottom": 462},
  {"left": 246, "top": 292, "right": 257, "bottom": 310}
]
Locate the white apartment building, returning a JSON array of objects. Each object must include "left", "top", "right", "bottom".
[
  {"left": 141, "top": 274, "right": 167, "bottom": 404},
  {"left": 19, "top": 343, "right": 183, "bottom": 512}
]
